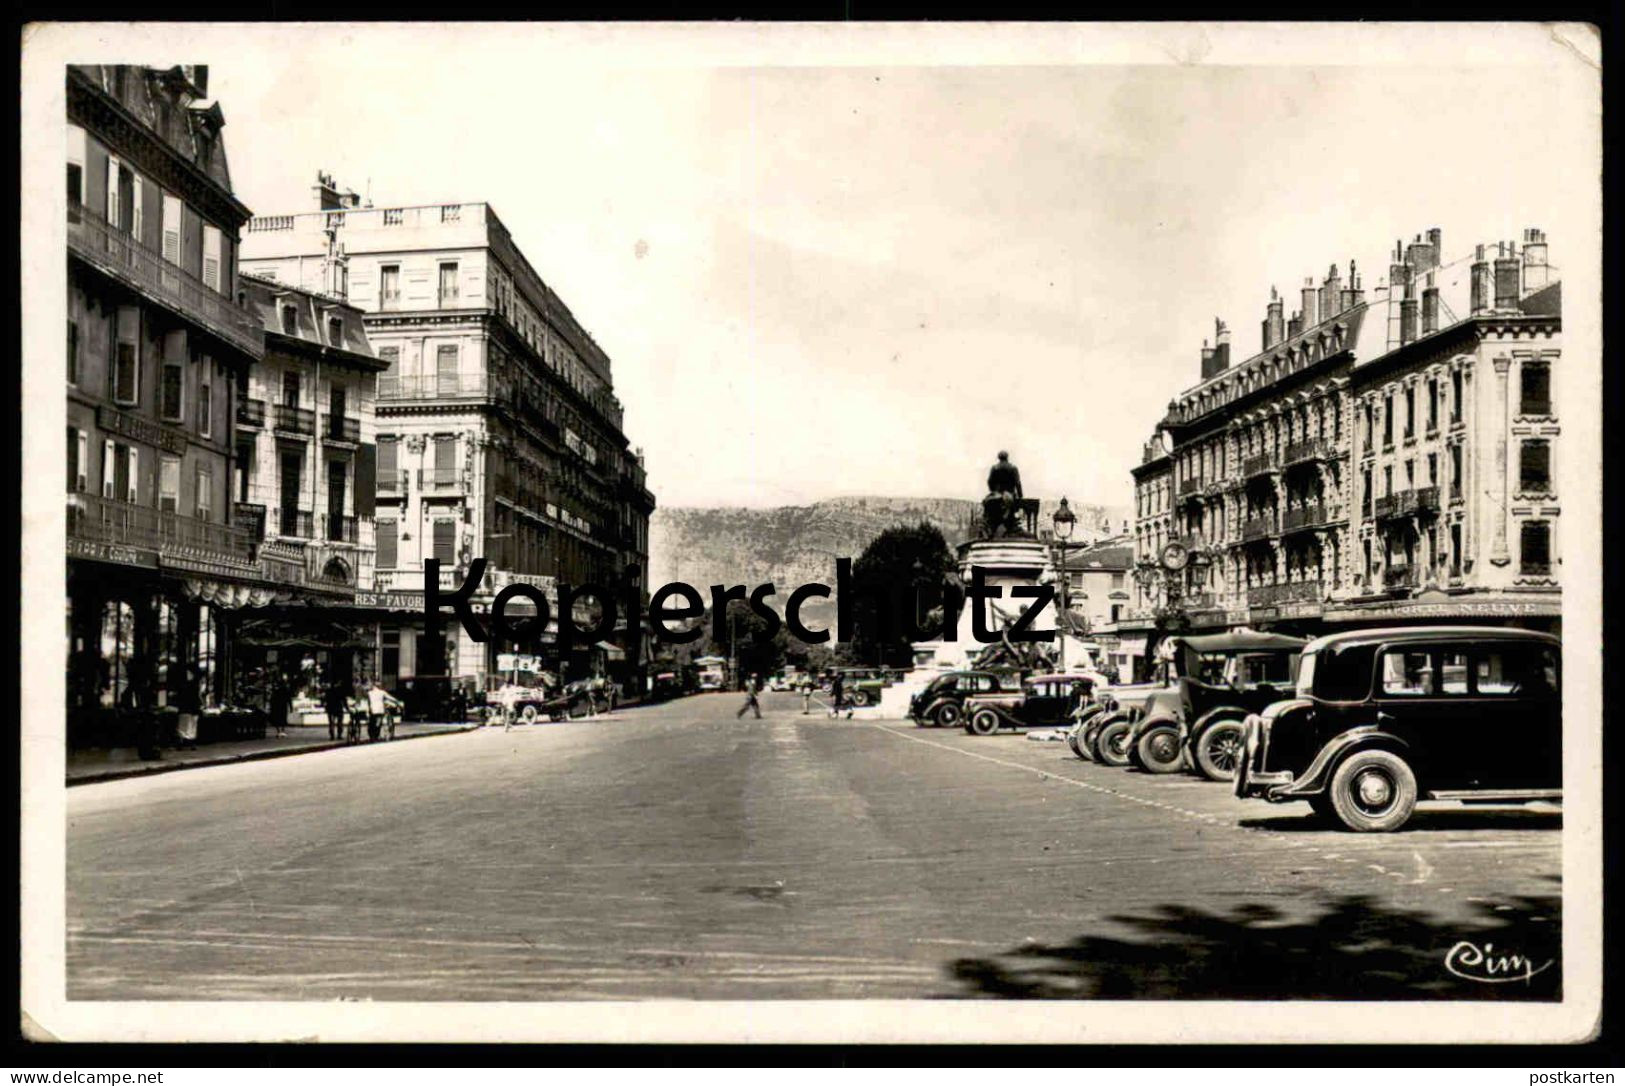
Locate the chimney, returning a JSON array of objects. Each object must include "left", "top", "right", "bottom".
[
  {"left": 1399, "top": 276, "right": 1419, "bottom": 345},
  {"left": 1301, "top": 277, "right": 1319, "bottom": 330},
  {"left": 1421, "top": 271, "right": 1440, "bottom": 335},
  {"left": 1321, "top": 263, "right": 1343, "bottom": 319},
  {"left": 313, "top": 170, "right": 343, "bottom": 211},
  {"left": 1407, "top": 233, "right": 1436, "bottom": 275},
  {"left": 1212, "top": 318, "right": 1231, "bottom": 374},
  {"left": 1200, "top": 339, "right": 1216, "bottom": 379},
  {"left": 1427, "top": 227, "right": 1443, "bottom": 267},
  {"left": 1522, "top": 227, "right": 1550, "bottom": 292},
  {"left": 1262, "top": 286, "right": 1285, "bottom": 350},
  {"left": 1287, "top": 310, "right": 1303, "bottom": 339},
  {"left": 1341, "top": 260, "right": 1364, "bottom": 310},
  {"left": 1494, "top": 240, "right": 1522, "bottom": 309},
  {"left": 1470, "top": 244, "right": 1492, "bottom": 314}
]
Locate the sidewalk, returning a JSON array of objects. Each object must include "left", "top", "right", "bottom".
[{"left": 67, "top": 722, "right": 480, "bottom": 786}]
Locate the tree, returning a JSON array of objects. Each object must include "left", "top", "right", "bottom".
[
  {"left": 703, "top": 599, "right": 786, "bottom": 686},
  {"left": 847, "top": 521, "right": 955, "bottom": 669}
]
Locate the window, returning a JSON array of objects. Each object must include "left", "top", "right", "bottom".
[
  {"left": 122, "top": 445, "right": 138, "bottom": 503},
  {"left": 1403, "top": 386, "right": 1414, "bottom": 438},
  {"left": 1427, "top": 453, "right": 1437, "bottom": 487},
  {"left": 67, "top": 427, "right": 86, "bottom": 492},
  {"left": 158, "top": 455, "right": 180, "bottom": 513},
  {"left": 236, "top": 442, "right": 253, "bottom": 502},
  {"left": 378, "top": 345, "right": 399, "bottom": 367},
  {"left": 1383, "top": 394, "right": 1394, "bottom": 446},
  {"left": 67, "top": 162, "right": 83, "bottom": 222},
  {"left": 378, "top": 437, "right": 397, "bottom": 478},
  {"left": 1475, "top": 646, "right": 1558, "bottom": 696},
  {"left": 376, "top": 519, "right": 398, "bottom": 568},
  {"left": 1520, "top": 521, "right": 1552, "bottom": 576},
  {"left": 113, "top": 308, "right": 139, "bottom": 405},
  {"left": 1520, "top": 440, "right": 1551, "bottom": 494},
  {"left": 280, "top": 305, "right": 297, "bottom": 335},
  {"left": 1362, "top": 467, "right": 1372, "bottom": 513},
  {"left": 438, "top": 262, "right": 459, "bottom": 307},
  {"left": 1404, "top": 459, "right": 1414, "bottom": 489},
  {"left": 1450, "top": 523, "right": 1462, "bottom": 577},
  {"left": 162, "top": 194, "right": 181, "bottom": 266},
  {"left": 1520, "top": 362, "right": 1551, "bottom": 416},
  {"left": 101, "top": 440, "right": 115, "bottom": 499},
  {"left": 1380, "top": 650, "right": 1434, "bottom": 696},
  {"left": 328, "top": 317, "right": 342, "bottom": 346},
  {"left": 198, "top": 374, "right": 212, "bottom": 438},
  {"left": 1451, "top": 370, "right": 1463, "bottom": 423},
  {"left": 1450, "top": 444, "right": 1462, "bottom": 497},
  {"left": 201, "top": 225, "right": 222, "bottom": 292},
  {"left": 432, "top": 519, "right": 456, "bottom": 565},
  {"left": 195, "top": 465, "right": 212, "bottom": 520},
  {"left": 436, "top": 344, "right": 459, "bottom": 394},
  {"left": 1440, "top": 650, "right": 1469, "bottom": 694},
  {"left": 379, "top": 265, "right": 401, "bottom": 310},
  {"left": 131, "top": 174, "right": 144, "bottom": 243},
  {"left": 1427, "top": 379, "right": 1438, "bottom": 431},
  {"left": 282, "top": 371, "right": 300, "bottom": 408},
  {"left": 1364, "top": 402, "right": 1375, "bottom": 446},
  {"left": 1383, "top": 465, "right": 1392, "bottom": 498},
  {"left": 161, "top": 359, "right": 184, "bottom": 420},
  {"left": 67, "top": 320, "right": 79, "bottom": 386},
  {"left": 105, "top": 156, "right": 121, "bottom": 228}
]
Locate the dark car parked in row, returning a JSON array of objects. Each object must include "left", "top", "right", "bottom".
[
  {"left": 908, "top": 669, "right": 1022, "bottom": 728},
  {"left": 1123, "top": 630, "right": 1305, "bottom": 778},
  {"left": 1234, "top": 626, "right": 1561, "bottom": 832},
  {"left": 963, "top": 673, "right": 1097, "bottom": 736}
]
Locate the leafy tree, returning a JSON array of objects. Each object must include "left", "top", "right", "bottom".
[
  {"left": 702, "top": 598, "right": 786, "bottom": 686},
  {"left": 847, "top": 521, "right": 955, "bottom": 669}
]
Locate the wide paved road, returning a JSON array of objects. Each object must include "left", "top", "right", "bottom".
[{"left": 67, "top": 692, "right": 1561, "bottom": 1001}]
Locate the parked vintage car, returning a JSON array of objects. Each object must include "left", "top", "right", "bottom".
[
  {"left": 1074, "top": 662, "right": 1183, "bottom": 766},
  {"left": 908, "top": 669, "right": 1022, "bottom": 727},
  {"left": 840, "top": 667, "right": 900, "bottom": 708},
  {"left": 964, "top": 673, "right": 1097, "bottom": 736},
  {"left": 1122, "top": 630, "right": 1306, "bottom": 777},
  {"left": 1234, "top": 626, "right": 1561, "bottom": 832},
  {"left": 510, "top": 680, "right": 597, "bottom": 724}
]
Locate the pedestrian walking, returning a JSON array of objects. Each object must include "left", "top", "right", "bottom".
[
  {"left": 324, "top": 676, "right": 347, "bottom": 742},
  {"left": 736, "top": 674, "right": 762, "bottom": 719},
  {"left": 347, "top": 682, "right": 367, "bottom": 744},
  {"left": 366, "top": 679, "right": 398, "bottom": 742},
  {"left": 269, "top": 671, "right": 290, "bottom": 739},
  {"left": 828, "top": 670, "right": 845, "bottom": 719},
  {"left": 801, "top": 675, "right": 814, "bottom": 715}
]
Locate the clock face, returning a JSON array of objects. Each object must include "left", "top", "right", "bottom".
[{"left": 1160, "top": 541, "right": 1190, "bottom": 572}]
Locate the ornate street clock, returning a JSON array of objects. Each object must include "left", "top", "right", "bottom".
[{"left": 1159, "top": 540, "right": 1190, "bottom": 572}]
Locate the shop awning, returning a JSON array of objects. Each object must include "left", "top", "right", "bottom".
[{"left": 595, "top": 641, "right": 626, "bottom": 661}]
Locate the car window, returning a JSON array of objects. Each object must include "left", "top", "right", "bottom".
[
  {"left": 1440, "top": 651, "right": 1469, "bottom": 694},
  {"left": 1295, "top": 651, "right": 1317, "bottom": 698},
  {"left": 1380, "top": 650, "right": 1435, "bottom": 696},
  {"left": 1475, "top": 646, "right": 1559, "bottom": 697}
]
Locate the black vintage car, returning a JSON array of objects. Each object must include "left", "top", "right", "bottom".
[
  {"left": 908, "top": 669, "right": 1021, "bottom": 728},
  {"left": 1123, "top": 630, "right": 1305, "bottom": 778},
  {"left": 1234, "top": 626, "right": 1561, "bottom": 832},
  {"left": 963, "top": 673, "right": 1097, "bottom": 736}
]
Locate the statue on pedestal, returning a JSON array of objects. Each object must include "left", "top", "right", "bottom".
[{"left": 981, "top": 451, "right": 1026, "bottom": 539}]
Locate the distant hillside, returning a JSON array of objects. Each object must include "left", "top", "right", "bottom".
[{"left": 648, "top": 496, "right": 1128, "bottom": 602}]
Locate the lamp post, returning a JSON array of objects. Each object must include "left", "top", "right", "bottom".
[{"left": 1051, "top": 497, "right": 1077, "bottom": 673}]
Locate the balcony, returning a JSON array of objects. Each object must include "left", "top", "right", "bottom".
[
  {"left": 1241, "top": 515, "right": 1278, "bottom": 542},
  {"left": 418, "top": 467, "right": 462, "bottom": 492},
  {"left": 1374, "top": 488, "right": 1437, "bottom": 522},
  {"left": 236, "top": 398, "right": 266, "bottom": 428},
  {"left": 1415, "top": 485, "right": 1441, "bottom": 513},
  {"left": 1179, "top": 477, "right": 1202, "bottom": 497},
  {"left": 376, "top": 471, "right": 409, "bottom": 497},
  {"left": 376, "top": 372, "right": 490, "bottom": 401},
  {"left": 373, "top": 566, "right": 473, "bottom": 594},
  {"left": 1383, "top": 566, "right": 1418, "bottom": 591},
  {"left": 322, "top": 414, "right": 360, "bottom": 444},
  {"left": 276, "top": 509, "right": 314, "bottom": 539},
  {"left": 322, "top": 514, "right": 358, "bottom": 543},
  {"left": 67, "top": 209, "right": 264, "bottom": 360},
  {"left": 67, "top": 493, "right": 254, "bottom": 565},
  {"left": 1281, "top": 503, "right": 1329, "bottom": 534},
  {"left": 1282, "top": 437, "right": 1331, "bottom": 467},
  {"left": 1247, "top": 581, "right": 1321, "bottom": 608},
  {"left": 273, "top": 404, "right": 316, "bottom": 436},
  {"left": 1182, "top": 592, "right": 1217, "bottom": 612},
  {"left": 1242, "top": 452, "right": 1278, "bottom": 480}
]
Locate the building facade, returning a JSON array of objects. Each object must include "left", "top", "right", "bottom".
[
  {"left": 1120, "top": 225, "right": 1561, "bottom": 646},
  {"left": 240, "top": 178, "right": 656, "bottom": 693},
  {"left": 64, "top": 64, "right": 268, "bottom": 746},
  {"left": 230, "top": 274, "right": 386, "bottom": 689}
]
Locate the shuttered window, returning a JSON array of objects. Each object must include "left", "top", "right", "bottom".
[
  {"left": 1520, "top": 521, "right": 1551, "bottom": 576},
  {"left": 432, "top": 519, "right": 456, "bottom": 565},
  {"left": 113, "top": 307, "right": 139, "bottom": 405},
  {"left": 377, "top": 438, "right": 397, "bottom": 477},
  {"left": 158, "top": 456, "right": 180, "bottom": 512},
  {"left": 106, "top": 156, "right": 120, "bottom": 227},
  {"left": 67, "top": 320, "right": 78, "bottom": 386},
  {"left": 161, "top": 361, "right": 184, "bottom": 420},
  {"left": 198, "top": 373, "right": 212, "bottom": 438},
  {"left": 102, "top": 440, "right": 116, "bottom": 499},
  {"left": 195, "top": 464, "right": 212, "bottom": 520},
  {"left": 122, "top": 446, "right": 138, "bottom": 504},
  {"left": 202, "top": 225, "right": 222, "bottom": 292},
  {"left": 436, "top": 344, "right": 459, "bottom": 395},
  {"left": 376, "top": 519, "right": 398, "bottom": 569},
  {"left": 1520, "top": 440, "right": 1551, "bottom": 494},
  {"left": 162, "top": 194, "right": 182, "bottom": 265}
]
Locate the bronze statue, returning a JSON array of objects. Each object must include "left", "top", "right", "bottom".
[{"left": 981, "top": 451, "right": 1026, "bottom": 538}]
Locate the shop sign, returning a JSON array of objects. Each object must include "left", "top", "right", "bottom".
[
  {"left": 1327, "top": 598, "right": 1560, "bottom": 621},
  {"left": 68, "top": 537, "right": 158, "bottom": 568},
  {"left": 356, "top": 590, "right": 425, "bottom": 611},
  {"left": 97, "top": 406, "right": 187, "bottom": 455}
]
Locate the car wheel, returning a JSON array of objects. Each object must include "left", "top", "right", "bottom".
[
  {"left": 1136, "top": 723, "right": 1185, "bottom": 774},
  {"left": 1065, "top": 730, "right": 1089, "bottom": 761},
  {"left": 1327, "top": 749, "right": 1418, "bottom": 832},
  {"left": 934, "top": 703, "right": 962, "bottom": 729},
  {"left": 1096, "top": 719, "right": 1134, "bottom": 767},
  {"left": 1307, "top": 792, "right": 1338, "bottom": 821},
  {"left": 520, "top": 704, "right": 539, "bottom": 725},
  {"left": 1194, "top": 721, "right": 1246, "bottom": 782},
  {"left": 968, "top": 709, "right": 1000, "bottom": 736},
  {"left": 851, "top": 690, "right": 871, "bottom": 708}
]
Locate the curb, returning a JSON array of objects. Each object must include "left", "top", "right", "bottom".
[{"left": 66, "top": 724, "right": 481, "bottom": 788}]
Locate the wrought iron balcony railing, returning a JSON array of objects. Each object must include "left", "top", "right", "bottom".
[
  {"left": 323, "top": 514, "right": 358, "bottom": 543},
  {"left": 418, "top": 467, "right": 461, "bottom": 491},
  {"left": 67, "top": 209, "right": 264, "bottom": 360},
  {"left": 1282, "top": 437, "right": 1332, "bottom": 467},
  {"left": 1281, "top": 503, "right": 1329, "bottom": 533},
  {"left": 1242, "top": 451, "right": 1279, "bottom": 479},
  {"left": 1247, "top": 581, "right": 1321, "bottom": 607},
  {"left": 323, "top": 414, "right": 361, "bottom": 444},
  {"left": 277, "top": 509, "right": 315, "bottom": 539},
  {"left": 236, "top": 398, "right": 266, "bottom": 427},
  {"left": 376, "top": 471, "right": 409, "bottom": 495},
  {"left": 67, "top": 492, "right": 253, "bottom": 563},
  {"left": 1241, "top": 515, "right": 1277, "bottom": 542},
  {"left": 1179, "top": 477, "right": 1202, "bottom": 497},
  {"left": 1383, "top": 566, "right": 1418, "bottom": 590},
  {"left": 376, "top": 372, "right": 490, "bottom": 401},
  {"left": 274, "top": 404, "right": 316, "bottom": 436}
]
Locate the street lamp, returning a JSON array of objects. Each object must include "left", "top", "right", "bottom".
[{"left": 1051, "top": 497, "right": 1077, "bottom": 672}]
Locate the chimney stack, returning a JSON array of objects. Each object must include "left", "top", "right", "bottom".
[
  {"left": 1287, "top": 310, "right": 1303, "bottom": 339},
  {"left": 1262, "top": 286, "right": 1285, "bottom": 350},
  {"left": 1406, "top": 231, "right": 1439, "bottom": 275},
  {"left": 313, "top": 170, "right": 344, "bottom": 211},
  {"left": 1494, "top": 240, "right": 1522, "bottom": 309},
  {"left": 1522, "top": 227, "right": 1550, "bottom": 292},
  {"left": 1321, "top": 263, "right": 1343, "bottom": 319},
  {"left": 1200, "top": 338, "right": 1216, "bottom": 379},
  {"left": 1341, "top": 260, "right": 1363, "bottom": 311},
  {"left": 1212, "top": 318, "right": 1231, "bottom": 375},
  {"left": 1470, "top": 244, "right": 1492, "bottom": 314},
  {"left": 1300, "top": 277, "right": 1319, "bottom": 330},
  {"left": 1421, "top": 271, "right": 1440, "bottom": 336},
  {"left": 1399, "top": 276, "right": 1419, "bottom": 345}
]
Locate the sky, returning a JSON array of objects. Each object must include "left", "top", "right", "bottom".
[{"left": 199, "top": 24, "right": 1597, "bottom": 511}]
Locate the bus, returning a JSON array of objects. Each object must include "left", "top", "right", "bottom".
[{"left": 694, "top": 655, "right": 728, "bottom": 692}]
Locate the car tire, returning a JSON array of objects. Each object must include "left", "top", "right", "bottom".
[
  {"left": 520, "top": 704, "right": 539, "bottom": 725},
  {"left": 1136, "top": 723, "right": 1185, "bottom": 774},
  {"left": 934, "top": 703, "right": 962, "bottom": 729},
  {"left": 851, "top": 690, "right": 871, "bottom": 708},
  {"left": 1194, "top": 720, "right": 1247, "bottom": 782},
  {"left": 968, "top": 709, "right": 1000, "bottom": 736},
  {"left": 1307, "top": 792, "right": 1338, "bottom": 821},
  {"left": 1327, "top": 749, "right": 1418, "bottom": 832},
  {"left": 1096, "top": 718, "right": 1134, "bottom": 767},
  {"left": 1066, "top": 730, "right": 1089, "bottom": 761}
]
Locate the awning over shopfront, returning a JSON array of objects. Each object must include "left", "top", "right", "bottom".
[{"left": 595, "top": 641, "right": 626, "bottom": 661}]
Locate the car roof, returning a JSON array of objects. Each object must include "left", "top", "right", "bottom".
[
  {"left": 1303, "top": 625, "right": 1560, "bottom": 654},
  {"left": 1180, "top": 630, "right": 1308, "bottom": 653}
]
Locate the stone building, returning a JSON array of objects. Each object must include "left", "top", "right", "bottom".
[
  {"left": 1119, "top": 224, "right": 1561, "bottom": 642},
  {"left": 240, "top": 178, "right": 656, "bottom": 694},
  {"left": 64, "top": 64, "right": 268, "bottom": 746}
]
